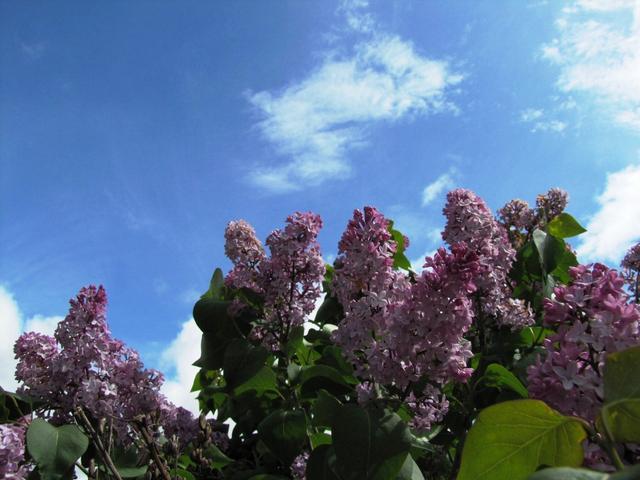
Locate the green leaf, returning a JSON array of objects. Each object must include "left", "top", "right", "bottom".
[
  {"left": 258, "top": 409, "right": 307, "bottom": 465},
  {"left": 170, "top": 468, "right": 196, "bottom": 480},
  {"left": 314, "top": 295, "right": 344, "bottom": 327},
  {"left": 332, "top": 405, "right": 413, "bottom": 480},
  {"left": 233, "top": 366, "right": 279, "bottom": 396},
  {"left": 457, "top": 400, "right": 586, "bottom": 480},
  {"left": 201, "top": 268, "right": 226, "bottom": 300},
  {"left": 306, "top": 445, "right": 341, "bottom": 480},
  {"left": 109, "top": 444, "right": 147, "bottom": 478},
  {"left": 389, "top": 223, "right": 412, "bottom": 271},
  {"left": 223, "top": 339, "right": 269, "bottom": 391},
  {"left": 396, "top": 455, "right": 425, "bottom": 480},
  {"left": 204, "top": 444, "right": 233, "bottom": 470},
  {"left": 0, "top": 389, "right": 38, "bottom": 422},
  {"left": 602, "top": 345, "right": 640, "bottom": 442},
  {"left": 546, "top": 213, "right": 587, "bottom": 239},
  {"left": 27, "top": 419, "right": 89, "bottom": 480},
  {"left": 299, "top": 365, "right": 353, "bottom": 398},
  {"left": 309, "top": 432, "right": 332, "bottom": 449},
  {"left": 533, "top": 230, "right": 564, "bottom": 274},
  {"left": 312, "top": 389, "right": 342, "bottom": 427},
  {"left": 480, "top": 364, "right": 529, "bottom": 398}
]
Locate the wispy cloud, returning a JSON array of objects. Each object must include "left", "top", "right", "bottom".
[
  {"left": 421, "top": 169, "right": 457, "bottom": 206},
  {"left": 577, "top": 162, "right": 640, "bottom": 263},
  {"left": 542, "top": 0, "right": 640, "bottom": 132},
  {"left": 519, "top": 108, "right": 567, "bottom": 133},
  {"left": 247, "top": 1, "right": 463, "bottom": 192}
]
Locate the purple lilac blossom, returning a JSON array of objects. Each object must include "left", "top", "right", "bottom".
[
  {"left": 14, "top": 286, "right": 197, "bottom": 446},
  {"left": 0, "top": 423, "right": 29, "bottom": 479},
  {"left": 535, "top": 187, "right": 568, "bottom": 221},
  {"left": 225, "top": 213, "right": 325, "bottom": 350},
  {"left": 442, "top": 189, "right": 533, "bottom": 329},
  {"left": 290, "top": 451, "right": 309, "bottom": 480},
  {"left": 527, "top": 263, "right": 640, "bottom": 421},
  {"left": 498, "top": 199, "right": 536, "bottom": 231},
  {"left": 332, "top": 207, "right": 482, "bottom": 431}
]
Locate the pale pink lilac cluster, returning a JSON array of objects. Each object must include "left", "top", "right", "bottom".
[
  {"left": 443, "top": 189, "right": 533, "bottom": 329},
  {"left": 0, "top": 424, "right": 29, "bottom": 480},
  {"left": 224, "top": 213, "right": 325, "bottom": 350},
  {"left": 527, "top": 264, "right": 640, "bottom": 421},
  {"left": 290, "top": 451, "right": 309, "bottom": 480},
  {"left": 332, "top": 207, "right": 481, "bottom": 431},
  {"left": 224, "top": 220, "right": 266, "bottom": 292},
  {"left": 498, "top": 199, "right": 536, "bottom": 231},
  {"left": 14, "top": 286, "right": 197, "bottom": 445},
  {"left": 536, "top": 187, "right": 568, "bottom": 221}
]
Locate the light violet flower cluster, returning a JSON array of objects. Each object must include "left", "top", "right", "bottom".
[
  {"left": 527, "top": 264, "right": 640, "bottom": 422},
  {"left": 290, "top": 451, "right": 309, "bottom": 480},
  {"left": 14, "top": 286, "right": 197, "bottom": 445},
  {"left": 536, "top": 187, "right": 568, "bottom": 221},
  {"left": 621, "top": 242, "right": 640, "bottom": 299},
  {"left": 443, "top": 189, "right": 533, "bottom": 329},
  {"left": 332, "top": 207, "right": 482, "bottom": 431},
  {"left": 498, "top": 199, "right": 536, "bottom": 232},
  {"left": 224, "top": 212, "right": 325, "bottom": 350},
  {"left": 0, "top": 423, "right": 29, "bottom": 480}
]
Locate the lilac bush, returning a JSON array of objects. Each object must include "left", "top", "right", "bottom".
[{"left": 3, "top": 188, "right": 640, "bottom": 480}]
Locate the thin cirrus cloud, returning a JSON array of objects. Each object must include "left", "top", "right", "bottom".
[
  {"left": 421, "top": 169, "right": 457, "bottom": 206},
  {"left": 519, "top": 108, "right": 567, "bottom": 133},
  {"left": 542, "top": 0, "right": 640, "bottom": 131},
  {"left": 246, "top": 3, "right": 463, "bottom": 193},
  {"left": 577, "top": 162, "right": 640, "bottom": 263}
]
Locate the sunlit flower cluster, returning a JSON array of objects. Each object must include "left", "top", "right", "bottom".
[{"left": 224, "top": 212, "right": 325, "bottom": 349}]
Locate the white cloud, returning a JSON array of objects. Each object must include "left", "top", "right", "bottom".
[
  {"left": 577, "top": 162, "right": 640, "bottom": 263},
  {"left": 247, "top": 5, "right": 463, "bottom": 192},
  {"left": 0, "top": 287, "right": 23, "bottom": 391},
  {"left": 24, "top": 315, "right": 63, "bottom": 336},
  {"left": 542, "top": 0, "right": 640, "bottom": 132},
  {"left": 519, "top": 108, "right": 567, "bottom": 133},
  {"left": 160, "top": 319, "right": 202, "bottom": 414},
  {"left": 421, "top": 170, "right": 457, "bottom": 206}
]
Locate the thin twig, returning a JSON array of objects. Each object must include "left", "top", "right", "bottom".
[{"left": 75, "top": 407, "right": 123, "bottom": 480}]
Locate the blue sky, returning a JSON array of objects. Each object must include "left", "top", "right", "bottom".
[{"left": 1, "top": 0, "right": 639, "bottom": 411}]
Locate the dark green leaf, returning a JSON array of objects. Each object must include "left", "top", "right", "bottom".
[
  {"left": 312, "top": 390, "right": 342, "bottom": 427},
  {"left": 396, "top": 455, "right": 425, "bottom": 480},
  {"left": 223, "top": 339, "right": 269, "bottom": 391},
  {"left": 201, "top": 268, "right": 226, "bottom": 300},
  {"left": 480, "top": 363, "right": 528, "bottom": 398},
  {"left": 205, "top": 444, "right": 233, "bottom": 470},
  {"left": 306, "top": 445, "right": 341, "bottom": 480},
  {"left": 233, "top": 366, "right": 279, "bottom": 396},
  {"left": 299, "top": 365, "right": 353, "bottom": 398},
  {"left": 258, "top": 409, "right": 307, "bottom": 465},
  {"left": 546, "top": 213, "right": 587, "bottom": 239},
  {"left": 314, "top": 295, "right": 344, "bottom": 327},
  {"left": 27, "top": 419, "right": 89, "bottom": 480},
  {"left": 457, "top": 400, "right": 586, "bottom": 480},
  {"left": 602, "top": 345, "right": 640, "bottom": 442},
  {"left": 332, "top": 405, "right": 412, "bottom": 480}
]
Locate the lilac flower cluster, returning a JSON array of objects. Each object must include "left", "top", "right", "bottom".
[
  {"left": 0, "top": 423, "right": 29, "bottom": 480},
  {"left": 14, "top": 286, "right": 197, "bottom": 445},
  {"left": 224, "top": 212, "right": 325, "bottom": 350},
  {"left": 290, "top": 451, "right": 309, "bottom": 480},
  {"left": 498, "top": 199, "right": 535, "bottom": 232},
  {"left": 443, "top": 189, "right": 533, "bottom": 329},
  {"left": 527, "top": 264, "right": 640, "bottom": 421},
  {"left": 331, "top": 207, "right": 482, "bottom": 431},
  {"left": 621, "top": 242, "right": 640, "bottom": 299},
  {"left": 536, "top": 187, "right": 568, "bottom": 221}
]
